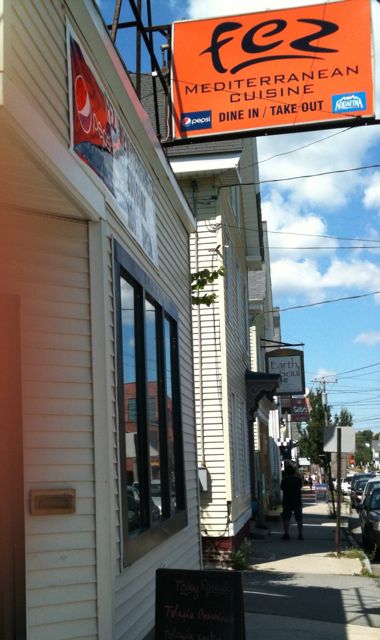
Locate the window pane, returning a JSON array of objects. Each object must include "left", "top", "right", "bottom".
[
  {"left": 121, "top": 277, "right": 142, "bottom": 532},
  {"left": 128, "top": 398, "right": 136, "bottom": 422},
  {"left": 164, "top": 317, "right": 177, "bottom": 512},
  {"left": 145, "top": 299, "right": 162, "bottom": 522},
  {"left": 115, "top": 244, "right": 187, "bottom": 564}
]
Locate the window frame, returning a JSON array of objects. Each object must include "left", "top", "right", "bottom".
[{"left": 114, "top": 241, "right": 187, "bottom": 567}]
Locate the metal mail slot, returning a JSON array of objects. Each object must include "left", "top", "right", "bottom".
[{"left": 30, "top": 489, "right": 76, "bottom": 515}]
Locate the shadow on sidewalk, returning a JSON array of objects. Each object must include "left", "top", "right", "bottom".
[{"left": 243, "top": 568, "right": 380, "bottom": 629}]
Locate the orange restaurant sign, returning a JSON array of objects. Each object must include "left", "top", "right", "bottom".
[{"left": 171, "top": 0, "right": 374, "bottom": 140}]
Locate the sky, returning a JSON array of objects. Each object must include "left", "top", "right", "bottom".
[{"left": 99, "top": 0, "right": 380, "bottom": 435}]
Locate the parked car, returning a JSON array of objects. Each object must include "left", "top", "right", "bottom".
[
  {"left": 333, "top": 475, "right": 354, "bottom": 495},
  {"left": 350, "top": 472, "right": 375, "bottom": 497},
  {"left": 350, "top": 477, "right": 372, "bottom": 510},
  {"left": 361, "top": 476, "right": 380, "bottom": 503},
  {"left": 358, "top": 487, "right": 380, "bottom": 559},
  {"left": 341, "top": 476, "right": 354, "bottom": 495}
]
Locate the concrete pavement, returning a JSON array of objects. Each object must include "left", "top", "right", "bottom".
[{"left": 243, "top": 488, "right": 380, "bottom": 639}]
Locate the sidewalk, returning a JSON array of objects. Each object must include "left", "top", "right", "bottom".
[{"left": 243, "top": 488, "right": 380, "bottom": 639}]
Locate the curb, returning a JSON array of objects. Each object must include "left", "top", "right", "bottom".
[{"left": 342, "top": 518, "right": 373, "bottom": 575}]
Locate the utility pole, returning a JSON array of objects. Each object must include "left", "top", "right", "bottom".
[{"left": 313, "top": 377, "right": 337, "bottom": 516}]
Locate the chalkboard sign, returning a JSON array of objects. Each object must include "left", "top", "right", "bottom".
[{"left": 155, "top": 568, "right": 245, "bottom": 639}]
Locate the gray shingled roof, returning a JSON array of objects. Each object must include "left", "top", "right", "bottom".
[
  {"left": 134, "top": 73, "right": 243, "bottom": 157},
  {"left": 248, "top": 269, "right": 266, "bottom": 301}
]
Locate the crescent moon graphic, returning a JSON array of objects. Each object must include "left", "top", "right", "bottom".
[{"left": 75, "top": 75, "right": 92, "bottom": 134}]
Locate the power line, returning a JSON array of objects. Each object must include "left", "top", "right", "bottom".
[
  {"left": 266, "top": 229, "right": 380, "bottom": 244},
  {"left": 232, "top": 244, "right": 380, "bottom": 251},
  {"left": 278, "top": 290, "right": 380, "bottom": 312},
  {"left": 256, "top": 127, "right": 354, "bottom": 166},
  {"left": 333, "top": 361, "right": 380, "bottom": 377},
  {"left": 218, "top": 163, "right": 380, "bottom": 191},
  {"left": 201, "top": 218, "right": 380, "bottom": 246}
]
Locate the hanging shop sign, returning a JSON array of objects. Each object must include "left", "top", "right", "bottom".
[
  {"left": 171, "top": 0, "right": 374, "bottom": 140},
  {"left": 67, "top": 24, "right": 158, "bottom": 264},
  {"left": 290, "top": 396, "right": 310, "bottom": 422},
  {"left": 266, "top": 348, "right": 305, "bottom": 396}
]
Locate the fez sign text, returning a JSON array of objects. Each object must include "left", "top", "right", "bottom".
[{"left": 201, "top": 18, "right": 339, "bottom": 74}]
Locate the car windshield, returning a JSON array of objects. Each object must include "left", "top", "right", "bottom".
[
  {"left": 352, "top": 474, "right": 374, "bottom": 489},
  {"left": 369, "top": 489, "right": 380, "bottom": 510}
]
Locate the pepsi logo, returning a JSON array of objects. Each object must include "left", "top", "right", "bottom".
[
  {"left": 180, "top": 110, "right": 212, "bottom": 132},
  {"left": 75, "top": 75, "right": 92, "bottom": 134}
]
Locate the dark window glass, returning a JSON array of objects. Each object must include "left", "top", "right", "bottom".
[
  {"left": 165, "top": 317, "right": 177, "bottom": 512},
  {"left": 121, "top": 279, "right": 142, "bottom": 532},
  {"left": 145, "top": 299, "right": 162, "bottom": 522},
  {"left": 128, "top": 398, "right": 137, "bottom": 422},
  {"left": 115, "top": 243, "right": 186, "bottom": 565}
]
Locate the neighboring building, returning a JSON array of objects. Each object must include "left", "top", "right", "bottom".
[
  {"left": 247, "top": 223, "right": 283, "bottom": 514},
  {"left": 0, "top": 2, "right": 200, "bottom": 639},
  {"left": 372, "top": 440, "right": 380, "bottom": 470},
  {"left": 170, "top": 138, "right": 266, "bottom": 562},
  {"left": 134, "top": 52, "right": 282, "bottom": 559}
]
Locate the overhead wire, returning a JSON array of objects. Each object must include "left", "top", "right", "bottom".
[
  {"left": 194, "top": 206, "right": 380, "bottom": 246},
  {"left": 274, "top": 290, "right": 380, "bottom": 312},
  {"left": 217, "top": 162, "right": 380, "bottom": 191},
  {"left": 330, "top": 361, "right": 380, "bottom": 377}
]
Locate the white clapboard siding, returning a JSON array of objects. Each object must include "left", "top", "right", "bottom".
[
  {"left": 188, "top": 211, "right": 228, "bottom": 530},
  {"left": 0, "top": 209, "right": 96, "bottom": 640},
  {"left": 106, "top": 182, "right": 200, "bottom": 639},
  {"left": 183, "top": 171, "right": 253, "bottom": 534},
  {"left": 4, "top": 4, "right": 200, "bottom": 640},
  {"left": 8, "top": 0, "right": 69, "bottom": 145}
]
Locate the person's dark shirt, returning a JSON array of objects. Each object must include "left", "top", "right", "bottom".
[{"left": 281, "top": 474, "right": 303, "bottom": 507}]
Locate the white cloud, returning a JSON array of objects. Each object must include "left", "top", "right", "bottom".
[
  {"left": 321, "top": 259, "right": 380, "bottom": 291},
  {"left": 262, "top": 190, "right": 338, "bottom": 261},
  {"left": 185, "top": 0, "right": 337, "bottom": 19},
  {"left": 313, "top": 368, "right": 337, "bottom": 380},
  {"left": 363, "top": 172, "right": 380, "bottom": 213},
  {"left": 271, "top": 256, "right": 380, "bottom": 302},
  {"left": 271, "top": 258, "right": 324, "bottom": 299},
  {"left": 354, "top": 331, "right": 380, "bottom": 346},
  {"left": 258, "top": 124, "right": 380, "bottom": 211}
]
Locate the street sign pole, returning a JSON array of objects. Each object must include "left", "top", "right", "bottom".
[{"left": 335, "top": 427, "right": 342, "bottom": 557}]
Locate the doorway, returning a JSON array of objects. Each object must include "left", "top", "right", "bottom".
[{"left": 0, "top": 294, "right": 26, "bottom": 639}]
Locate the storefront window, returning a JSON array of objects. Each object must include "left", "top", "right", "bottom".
[
  {"left": 121, "top": 279, "right": 142, "bottom": 532},
  {"left": 114, "top": 242, "right": 186, "bottom": 565}
]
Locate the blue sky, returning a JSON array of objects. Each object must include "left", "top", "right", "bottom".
[{"left": 99, "top": 0, "right": 380, "bottom": 434}]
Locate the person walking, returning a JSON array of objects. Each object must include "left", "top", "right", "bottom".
[{"left": 281, "top": 464, "right": 304, "bottom": 540}]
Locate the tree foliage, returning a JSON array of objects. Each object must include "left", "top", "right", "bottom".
[
  {"left": 333, "top": 408, "right": 353, "bottom": 427},
  {"left": 355, "top": 430, "right": 374, "bottom": 468},
  {"left": 191, "top": 266, "right": 225, "bottom": 306},
  {"left": 298, "top": 390, "right": 329, "bottom": 464}
]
